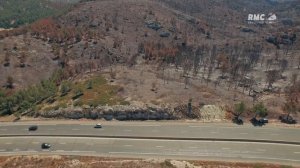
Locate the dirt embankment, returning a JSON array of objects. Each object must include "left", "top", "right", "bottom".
[{"left": 0, "top": 155, "right": 296, "bottom": 168}]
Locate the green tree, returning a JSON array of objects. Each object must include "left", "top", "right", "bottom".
[
  {"left": 86, "top": 80, "right": 93, "bottom": 89},
  {"left": 234, "top": 101, "right": 246, "bottom": 117},
  {"left": 60, "top": 82, "right": 71, "bottom": 97},
  {"left": 253, "top": 102, "right": 268, "bottom": 119}
]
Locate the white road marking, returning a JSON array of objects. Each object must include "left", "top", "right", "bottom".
[
  {"left": 70, "top": 151, "right": 96, "bottom": 153},
  {"left": 59, "top": 142, "right": 66, "bottom": 145},
  {"left": 5, "top": 142, "right": 12, "bottom": 145},
  {"left": 271, "top": 133, "right": 279, "bottom": 136},
  {"left": 27, "top": 149, "right": 36, "bottom": 152},
  {"left": 135, "top": 125, "right": 161, "bottom": 127},
  {"left": 189, "top": 126, "right": 211, "bottom": 128},
  {"left": 222, "top": 148, "right": 230, "bottom": 150},
  {"left": 210, "top": 132, "right": 218, "bottom": 134},
  {"left": 294, "top": 152, "right": 300, "bottom": 154},
  {"left": 124, "top": 129, "right": 132, "bottom": 132},
  {"left": 124, "top": 145, "right": 133, "bottom": 147},
  {"left": 240, "top": 133, "right": 248, "bottom": 135},
  {"left": 156, "top": 146, "right": 164, "bottom": 148},
  {"left": 13, "top": 149, "right": 20, "bottom": 151},
  {"left": 72, "top": 129, "right": 80, "bottom": 131},
  {"left": 257, "top": 149, "right": 266, "bottom": 152},
  {"left": 32, "top": 142, "right": 39, "bottom": 144},
  {"left": 0, "top": 149, "right": 6, "bottom": 152},
  {"left": 0, "top": 128, "right": 7, "bottom": 131},
  {"left": 109, "top": 152, "right": 300, "bottom": 162},
  {"left": 56, "top": 150, "right": 65, "bottom": 152},
  {"left": 188, "top": 147, "right": 197, "bottom": 149}
]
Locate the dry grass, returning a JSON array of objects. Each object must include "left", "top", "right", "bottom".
[{"left": 0, "top": 156, "right": 295, "bottom": 168}]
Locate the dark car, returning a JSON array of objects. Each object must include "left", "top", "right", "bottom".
[
  {"left": 279, "top": 115, "right": 297, "bottom": 124},
  {"left": 259, "top": 118, "right": 268, "bottom": 124},
  {"left": 28, "top": 125, "right": 38, "bottom": 131},
  {"left": 232, "top": 116, "right": 243, "bottom": 125},
  {"left": 250, "top": 117, "right": 269, "bottom": 126},
  {"left": 41, "top": 143, "right": 51, "bottom": 149},
  {"left": 94, "top": 123, "right": 102, "bottom": 128}
]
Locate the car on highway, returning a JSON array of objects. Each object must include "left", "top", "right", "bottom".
[
  {"left": 259, "top": 118, "right": 268, "bottom": 124},
  {"left": 279, "top": 115, "right": 297, "bottom": 124},
  {"left": 250, "top": 117, "right": 268, "bottom": 126},
  {"left": 94, "top": 123, "right": 102, "bottom": 128},
  {"left": 28, "top": 125, "right": 38, "bottom": 131},
  {"left": 232, "top": 116, "right": 243, "bottom": 125},
  {"left": 41, "top": 143, "right": 51, "bottom": 149}
]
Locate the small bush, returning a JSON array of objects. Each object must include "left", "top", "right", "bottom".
[{"left": 60, "top": 81, "right": 71, "bottom": 97}]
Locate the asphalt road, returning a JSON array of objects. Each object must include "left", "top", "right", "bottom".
[
  {"left": 0, "top": 122, "right": 299, "bottom": 166},
  {"left": 0, "top": 122, "right": 299, "bottom": 143},
  {"left": 0, "top": 136, "right": 299, "bottom": 166}
]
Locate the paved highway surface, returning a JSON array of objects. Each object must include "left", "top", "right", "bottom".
[
  {"left": 0, "top": 136, "right": 300, "bottom": 165},
  {"left": 0, "top": 122, "right": 299, "bottom": 143},
  {"left": 0, "top": 122, "right": 299, "bottom": 166}
]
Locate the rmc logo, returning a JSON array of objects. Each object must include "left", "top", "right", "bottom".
[{"left": 247, "top": 13, "right": 277, "bottom": 24}]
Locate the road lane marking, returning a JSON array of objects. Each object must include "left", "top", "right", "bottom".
[
  {"left": 124, "top": 130, "right": 132, "bottom": 132},
  {"left": 59, "top": 142, "right": 66, "bottom": 145},
  {"left": 210, "top": 132, "right": 218, "bottom": 134},
  {"left": 240, "top": 133, "right": 248, "bottom": 135},
  {"left": 0, "top": 129, "right": 7, "bottom": 131},
  {"left": 86, "top": 143, "right": 94, "bottom": 145},
  {"left": 134, "top": 125, "right": 161, "bottom": 127},
  {"left": 27, "top": 149, "right": 36, "bottom": 152},
  {"left": 32, "top": 142, "right": 40, "bottom": 144},
  {"left": 109, "top": 152, "right": 300, "bottom": 162},
  {"left": 56, "top": 150, "right": 65, "bottom": 152},
  {"left": 5, "top": 142, "right": 12, "bottom": 145},
  {"left": 189, "top": 126, "right": 211, "bottom": 128},
  {"left": 123, "top": 145, "right": 133, "bottom": 147},
  {"left": 257, "top": 149, "right": 266, "bottom": 152},
  {"left": 0, "top": 149, "right": 6, "bottom": 152},
  {"left": 294, "top": 152, "right": 300, "bottom": 154},
  {"left": 222, "top": 148, "right": 230, "bottom": 150},
  {"left": 72, "top": 129, "right": 80, "bottom": 131},
  {"left": 188, "top": 147, "right": 197, "bottom": 149},
  {"left": 70, "top": 151, "right": 96, "bottom": 153},
  {"left": 13, "top": 149, "right": 20, "bottom": 151},
  {"left": 156, "top": 146, "right": 164, "bottom": 148},
  {"left": 271, "top": 134, "right": 279, "bottom": 136}
]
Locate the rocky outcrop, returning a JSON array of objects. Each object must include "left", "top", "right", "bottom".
[{"left": 38, "top": 105, "right": 174, "bottom": 120}]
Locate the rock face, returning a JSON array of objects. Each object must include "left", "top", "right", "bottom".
[{"left": 38, "top": 105, "right": 174, "bottom": 120}]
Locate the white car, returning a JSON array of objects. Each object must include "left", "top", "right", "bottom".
[{"left": 94, "top": 123, "right": 102, "bottom": 128}]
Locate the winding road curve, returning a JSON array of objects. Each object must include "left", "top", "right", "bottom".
[{"left": 0, "top": 121, "right": 299, "bottom": 166}]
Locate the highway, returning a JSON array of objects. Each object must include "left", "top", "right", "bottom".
[
  {"left": 0, "top": 122, "right": 299, "bottom": 143},
  {"left": 0, "top": 121, "right": 299, "bottom": 166}
]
